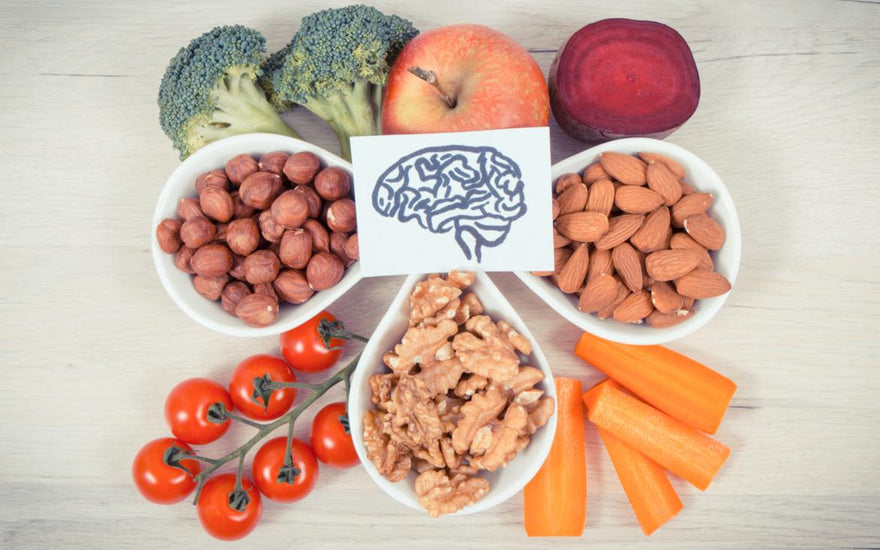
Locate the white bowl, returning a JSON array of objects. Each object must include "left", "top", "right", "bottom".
[
  {"left": 348, "top": 272, "right": 557, "bottom": 515},
  {"left": 516, "top": 138, "right": 741, "bottom": 345},
  {"left": 151, "top": 133, "right": 361, "bottom": 337}
]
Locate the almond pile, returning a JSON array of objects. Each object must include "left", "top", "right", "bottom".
[
  {"left": 155, "top": 151, "right": 358, "bottom": 328},
  {"left": 536, "top": 151, "right": 731, "bottom": 327}
]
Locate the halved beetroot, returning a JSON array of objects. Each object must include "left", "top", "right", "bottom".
[{"left": 550, "top": 19, "right": 700, "bottom": 143}]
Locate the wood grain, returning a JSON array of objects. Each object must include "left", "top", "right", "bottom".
[{"left": 1, "top": 0, "right": 879, "bottom": 548}]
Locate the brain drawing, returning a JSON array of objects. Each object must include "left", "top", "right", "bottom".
[{"left": 371, "top": 145, "right": 527, "bottom": 262}]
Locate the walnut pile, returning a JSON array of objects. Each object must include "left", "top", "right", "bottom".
[{"left": 363, "top": 271, "right": 555, "bottom": 517}]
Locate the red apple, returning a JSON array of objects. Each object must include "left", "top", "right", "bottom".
[{"left": 382, "top": 24, "right": 550, "bottom": 134}]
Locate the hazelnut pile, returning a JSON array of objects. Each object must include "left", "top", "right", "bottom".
[
  {"left": 363, "top": 272, "right": 555, "bottom": 517},
  {"left": 155, "top": 151, "right": 358, "bottom": 327}
]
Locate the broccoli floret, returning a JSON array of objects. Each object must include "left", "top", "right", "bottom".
[
  {"left": 158, "top": 25, "right": 301, "bottom": 160},
  {"left": 267, "top": 5, "right": 418, "bottom": 160}
]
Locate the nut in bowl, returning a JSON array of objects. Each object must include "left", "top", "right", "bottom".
[
  {"left": 348, "top": 272, "right": 557, "bottom": 517},
  {"left": 151, "top": 134, "right": 361, "bottom": 337},
  {"left": 517, "top": 138, "right": 741, "bottom": 345}
]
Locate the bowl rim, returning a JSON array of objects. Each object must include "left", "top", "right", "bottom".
[
  {"left": 348, "top": 271, "right": 558, "bottom": 515},
  {"left": 150, "top": 133, "right": 362, "bottom": 337},
  {"left": 516, "top": 137, "right": 741, "bottom": 345}
]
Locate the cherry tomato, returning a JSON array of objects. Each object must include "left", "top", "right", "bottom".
[
  {"left": 310, "top": 402, "right": 359, "bottom": 468},
  {"left": 196, "top": 473, "right": 262, "bottom": 541},
  {"left": 132, "top": 437, "right": 199, "bottom": 504},
  {"left": 165, "top": 378, "right": 233, "bottom": 445},
  {"left": 229, "top": 354, "right": 297, "bottom": 421},
  {"left": 252, "top": 437, "right": 319, "bottom": 502},
  {"left": 279, "top": 311, "right": 344, "bottom": 373}
]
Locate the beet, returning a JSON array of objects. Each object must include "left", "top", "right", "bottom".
[{"left": 549, "top": 19, "right": 700, "bottom": 143}]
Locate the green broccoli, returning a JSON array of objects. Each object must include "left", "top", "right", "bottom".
[
  {"left": 267, "top": 5, "right": 419, "bottom": 160},
  {"left": 158, "top": 25, "right": 300, "bottom": 160}
]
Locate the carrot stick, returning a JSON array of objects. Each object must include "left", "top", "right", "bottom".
[
  {"left": 598, "top": 427, "right": 683, "bottom": 535},
  {"left": 574, "top": 332, "right": 737, "bottom": 434},
  {"left": 523, "top": 377, "right": 586, "bottom": 536},
  {"left": 583, "top": 380, "right": 729, "bottom": 491}
]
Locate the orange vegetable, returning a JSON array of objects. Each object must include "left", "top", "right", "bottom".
[
  {"left": 598, "top": 426, "right": 682, "bottom": 535},
  {"left": 574, "top": 332, "right": 736, "bottom": 434},
  {"left": 523, "top": 377, "right": 586, "bottom": 536},
  {"left": 583, "top": 380, "right": 729, "bottom": 491}
]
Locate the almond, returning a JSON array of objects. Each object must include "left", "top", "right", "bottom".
[
  {"left": 680, "top": 183, "right": 698, "bottom": 196},
  {"left": 551, "top": 198, "right": 560, "bottom": 220},
  {"left": 637, "top": 152, "right": 686, "bottom": 180},
  {"left": 597, "top": 283, "right": 631, "bottom": 320},
  {"left": 614, "top": 186, "right": 664, "bottom": 214},
  {"left": 613, "top": 290, "right": 653, "bottom": 323},
  {"left": 682, "top": 296, "right": 695, "bottom": 310},
  {"left": 587, "top": 247, "right": 614, "bottom": 281},
  {"left": 582, "top": 162, "right": 609, "bottom": 184},
  {"left": 612, "top": 243, "right": 643, "bottom": 293},
  {"left": 646, "top": 309, "right": 694, "bottom": 328},
  {"left": 645, "top": 249, "right": 702, "bottom": 281},
  {"left": 555, "top": 211, "right": 609, "bottom": 243},
  {"left": 557, "top": 243, "right": 589, "bottom": 294},
  {"left": 577, "top": 273, "right": 620, "bottom": 313},
  {"left": 235, "top": 293, "right": 280, "bottom": 327},
  {"left": 585, "top": 178, "right": 615, "bottom": 216},
  {"left": 683, "top": 214, "right": 725, "bottom": 250},
  {"left": 675, "top": 270, "right": 732, "bottom": 298},
  {"left": 671, "top": 193, "right": 713, "bottom": 227},
  {"left": 630, "top": 207, "right": 671, "bottom": 253},
  {"left": 670, "top": 232, "right": 714, "bottom": 270},
  {"left": 595, "top": 213, "right": 644, "bottom": 250},
  {"left": 553, "top": 228, "right": 572, "bottom": 248},
  {"left": 598, "top": 152, "right": 647, "bottom": 185},
  {"left": 555, "top": 173, "right": 582, "bottom": 195},
  {"left": 556, "top": 183, "right": 588, "bottom": 215},
  {"left": 650, "top": 281, "right": 685, "bottom": 313},
  {"left": 646, "top": 161, "right": 683, "bottom": 206},
  {"left": 553, "top": 247, "right": 573, "bottom": 274}
]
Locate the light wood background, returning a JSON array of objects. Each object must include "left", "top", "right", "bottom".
[{"left": 1, "top": 1, "right": 878, "bottom": 548}]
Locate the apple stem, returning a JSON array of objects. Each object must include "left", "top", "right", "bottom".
[{"left": 408, "top": 66, "right": 457, "bottom": 109}]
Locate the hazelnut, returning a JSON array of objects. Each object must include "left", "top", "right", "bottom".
[
  {"left": 225, "top": 154, "right": 259, "bottom": 186},
  {"left": 283, "top": 151, "right": 321, "bottom": 184},
  {"left": 306, "top": 251, "right": 344, "bottom": 291},
  {"left": 213, "top": 222, "right": 229, "bottom": 243},
  {"left": 229, "top": 253, "right": 247, "bottom": 281},
  {"left": 279, "top": 228, "right": 313, "bottom": 269},
  {"left": 180, "top": 217, "right": 216, "bottom": 249},
  {"left": 292, "top": 185, "right": 323, "bottom": 219},
  {"left": 243, "top": 250, "right": 281, "bottom": 285},
  {"left": 259, "top": 210, "right": 285, "bottom": 243},
  {"left": 330, "top": 231, "right": 352, "bottom": 264},
  {"left": 190, "top": 243, "right": 233, "bottom": 277},
  {"left": 235, "top": 293, "right": 279, "bottom": 327},
  {"left": 303, "top": 219, "right": 330, "bottom": 252},
  {"left": 173, "top": 246, "right": 196, "bottom": 274},
  {"left": 226, "top": 218, "right": 260, "bottom": 256},
  {"left": 156, "top": 218, "right": 182, "bottom": 254},
  {"left": 253, "top": 282, "right": 279, "bottom": 302},
  {"left": 193, "top": 274, "right": 229, "bottom": 301},
  {"left": 177, "top": 197, "right": 204, "bottom": 221},
  {"left": 271, "top": 190, "right": 309, "bottom": 229},
  {"left": 195, "top": 169, "right": 228, "bottom": 193},
  {"left": 221, "top": 281, "right": 251, "bottom": 316},
  {"left": 258, "top": 151, "right": 290, "bottom": 175},
  {"left": 326, "top": 198, "right": 357, "bottom": 233},
  {"left": 231, "top": 191, "right": 255, "bottom": 219},
  {"left": 314, "top": 167, "right": 351, "bottom": 201},
  {"left": 240, "top": 171, "right": 283, "bottom": 209},
  {"left": 344, "top": 233, "right": 359, "bottom": 261},
  {"left": 274, "top": 269, "right": 314, "bottom": 304},
  {"left": 199, "top": 186, "right": 234, "bottom": 222}
]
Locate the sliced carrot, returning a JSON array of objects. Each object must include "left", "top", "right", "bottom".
[
  {"left": 523, "top": 377, "right": 586, "bottom": 536},
  {"left": 583, "top": 380, "right": 729, "bottom": 491},
  {"left": 574, "top": 331, "right": 737, "bottom": 434},
  {"left": 598, "top": 427, "right": 683, "bottom": 535}
]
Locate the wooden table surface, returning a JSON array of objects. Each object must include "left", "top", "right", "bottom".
[{"left": 1, "top": 1, "right": 878, "bottom": 548}]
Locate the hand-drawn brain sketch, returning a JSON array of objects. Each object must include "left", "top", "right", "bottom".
[{"left": 371, "top": 145, "right": 527, "bottom": 262}]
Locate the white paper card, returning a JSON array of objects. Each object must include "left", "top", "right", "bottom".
[{"left": 350, "top": 127, "right": 553, "bottom": 277}]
